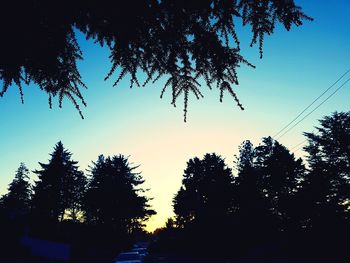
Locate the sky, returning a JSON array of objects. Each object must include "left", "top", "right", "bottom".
[{"left": 1, "top": 0, "right": 350, "bottom": 232}]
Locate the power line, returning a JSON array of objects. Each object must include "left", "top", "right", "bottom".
[
  {"left": 290, "top": 139, "right": 308, "bottom": 151},
  {"left": 276, "top": 77, "right": 350, "bottom": 140},
  {"left": 290, "top": 127, "right": 320, "bottom": 152},
  {"left": 290, "top": 128, "right": 317, "bottom": 151},
  {"left": 273, "top": 68, "right": 350, "bottom": 138},
  {"left": 281, "top": 69, "right": 350, "bottom": 151}
]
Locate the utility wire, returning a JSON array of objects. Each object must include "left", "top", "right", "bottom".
[
  {"left": 276, "top": 77, "right": 350, "bottom": 140},
  {"left": 273, "top": 68, "right": 350, "bottom": 138},
  {"left": 282, "top": 69, "right": 350, "bottom": 151},
  {"left": 290, "top": 128, "right": 317, "bottom": 151},
  {"left": 290, "top": 128, "right": 319, "bottom": 152},
  {"left": 290, "top": 139, "right": 308, "bottom": 151}
]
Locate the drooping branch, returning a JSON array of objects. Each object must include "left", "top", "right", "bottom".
[{"left": 0, "top": 0, "right": 312, "bottom": 120}]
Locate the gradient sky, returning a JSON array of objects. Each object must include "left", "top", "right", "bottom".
[{"left": 1, "top": 0, "right": 350, "bottom": 232}]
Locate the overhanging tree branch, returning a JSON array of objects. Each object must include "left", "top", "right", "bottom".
[{"left": 0, "top": 0, "right": 312, "bottom": 121}]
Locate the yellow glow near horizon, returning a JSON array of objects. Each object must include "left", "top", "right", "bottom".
[
  {"left": 2, "top": 0, "right": 350, "bottom": 231},
  {"left": 88, "top": 118, "right": 265, "bottom": 232}
]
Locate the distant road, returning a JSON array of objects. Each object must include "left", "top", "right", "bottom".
[{"left": 146, "top": 253, "right": 210, "bottom": 263}]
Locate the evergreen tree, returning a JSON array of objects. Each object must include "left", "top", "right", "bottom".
[
  {"left": 234, "top": 138, "right": 305, "bottom": 233},
  {"left": 63, "top": 169, "right": 86, "bottom": 222},
  {"left": 165, "top": 217, "right": 176, "bottom": 230},
  {"left": 173, "top": 153, "right": 234, "bottom": 228},
  {"left": 289, "top": 112, "right": 350, "bottom": 263},
  {"left": 31, "top": 141, "right": 86, "bottom": 222},
  {"left": 302, "top": 112, "right": 350, "bottom": 227},
  {"left": 234, "top": 140, "right": 269, "bottom": 222},
  {"left": 173, "top": 153, "right": 234, "bottom": 258},
  {"left": 0, "top": 1, "right": 311, "bottom": 121},
  {"left": 1, "top": 163, "right": 32, "bottom": 211},
  {"left": 235, "top": 140, "right": 261, "bottom": 210},
  {"left": 232, "top": 140, "right": 277, "bottom": 255},
  {"left": 253, "top": 137, "right": 305, "bottom": 228},
  {"left": 83, "top": 155, "right": 155, "bottom": 234}
]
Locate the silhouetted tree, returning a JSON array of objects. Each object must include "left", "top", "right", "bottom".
[
  {"left": 165, "top": 217, "right": 176, "bottom": 230},
  {"left": 0, "top": 1, "right": 311, "bottom": 120},
  {"left": 83, "top": 155, "right": 155, "bottom": 234},
  {"left": 31, "top": 142, "right": 86, "bottom": 222},
  {"left": 174, "top": 153, "right": 234, "bottom": 228},
  {"left": 233, "top": 138, "right": 306, "bottom": 238},
  {"left": 253, "top": 137, "right": 305, "bottom": 230},
  {"left": 234, "top": 140, "right": 271, "bottom": 227},
  {"left": 0, "top": 163, "right": 32, "bottom": 211},
  {"left": 286, "top": 112, "right": 350, "bottom": 263},
  {"left": 235, "top": 140, "right": 261, "bottom": 209},
  {"left": 0, "top": 163, "right": 33, "bottom": 263},
  {"left": 301, "top": 112, "right": 350, "bottom": 228},
  {"left": 173, "top": 153, "right": 235, "bottom": 259},
  {"left": 64, "top": 168, "right": 87, "bottom": 222}
]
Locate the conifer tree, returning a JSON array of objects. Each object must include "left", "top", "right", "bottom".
[
  {"left": 234, "top": 138, "right": 305, "bottom": 232},
  {"left": 302, "top": 112, "right": 350, "bottom": 227},
  {"left": 0, "top": 1, "right": 311, "bottom": 121},
  {"left": 173, "top": 153, "right": 234, "bottom": 228},
  {"left": 234, "top": 140, "right": 267, "bottom": 218},
  {"left": 83, "top": 155, "right": 155, "bottom": 234},
  {"left": 292, "top": 112, "right": 350, "bottom": 263},
  {"left": 1, "top": 163, "right": 32, "bottom": 211},
  {"left": 253, "top": 137, "right": 305, "bottom": 229},
  {"left": 31, "top": 142, "right": 86, "bottom": 222}
]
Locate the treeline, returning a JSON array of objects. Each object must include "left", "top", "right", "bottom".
[
  {"left": 1, "top": 112, "right": 350, "bottom": 262},
  {"left": 153, "top": 112, "right": 350, "bottom": 263},
  {"left": 0, "top": 143, "right": 155, "bottom": 261}
]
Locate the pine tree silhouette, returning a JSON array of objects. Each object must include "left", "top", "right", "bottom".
[
  {"left": 1, "top": 163, "right": 32, "bottom": 212},
  {"left": 31, "top": 141, "right": 86, "bottom": 222},
  {"left": 83, "top": 154, "right": 155, "bottom": 234}
]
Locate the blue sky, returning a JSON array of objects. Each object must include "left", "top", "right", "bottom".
[{"left": 1, "top": 0, "right": 350, "bottom": 231}]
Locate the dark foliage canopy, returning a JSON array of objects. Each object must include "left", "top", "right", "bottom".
[
  {"left": 0, "top": 1, "right": 311, "bottom": 121},
  {"left": 173, "top": 153, "right": 234, "bottom": 227},
  {"left": 253, "top": 137, "right": 304, "bottom": 203},
  {"left": 31, "top": 141, "right": 86, "bottom": 222},
  {"left": 302, "top": 112, "right": 350, "bottom": 226},
  {"left": 234, "top": 140, "right": 269, "bottom": 217},
  {"left": 235, "top": 138, "right": 305, "bottom": 231},
  {"left": 83, "top": 154, "right": 155, "bottom": 233},
  {"left": 169, "top": 132, "right": 349, "bottom": 261},
  {"left": 0, "top": 163, "right": 32, "bottom": 211}
]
